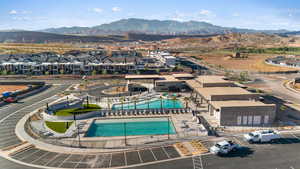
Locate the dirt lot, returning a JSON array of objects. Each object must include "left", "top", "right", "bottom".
[
  {"left": 197, "top": 53, "right": 300, "bottom": 72},
  {"left": 0, "top": 85, "right": 28, "bottom": 93},
  {"left": 0, "top": 43, "right": 92, "bottom": 55}
]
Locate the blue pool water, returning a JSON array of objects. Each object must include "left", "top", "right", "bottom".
[
  {"left": 112, "top": 99, "right": 183, "bottom": 110},
  {"left": 86, "top": 119, "right": 176, "bottom": 137}
]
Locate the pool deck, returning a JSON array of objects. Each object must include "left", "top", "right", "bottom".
[{"left": 64, "top": 114, "right": 208, "bottom": 149}]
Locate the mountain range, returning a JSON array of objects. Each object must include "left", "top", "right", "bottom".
[{"left": 41, "top": 18, "right": 291, "bottom": 35}]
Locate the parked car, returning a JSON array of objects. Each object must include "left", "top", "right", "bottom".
[
  {"left": 210, "top": 140, "right": 240, "bottom": 155},
  {"left": 4, "top": 97, "right": 18, "bottom": 103},
  {"left": 244, "top": 130, "right": 280, "bottom": 143}
]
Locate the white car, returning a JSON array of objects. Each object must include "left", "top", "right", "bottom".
[
  {"left": 210, "top": 140, "right": 240, "bottom": 155},
  {"left": 244, "top": 130, "right": 280, "bottom": 143}
]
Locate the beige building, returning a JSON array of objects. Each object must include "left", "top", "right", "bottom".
[
  {"left": 194, "top": 76, "right": 236, "bottom": 87},
  {"left": 186, "top": 76, "right": 276, "bottom": 126},
  {"left": 210, "top": 101, "right": 276, "bottom": 126}
]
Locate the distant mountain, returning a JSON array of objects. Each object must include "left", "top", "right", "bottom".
[
  {"left": 41, "top": 18, "right": 290, "bottom": 35},
  {"left": 0, "top": 31, "right": 126, "bottom": 43}
]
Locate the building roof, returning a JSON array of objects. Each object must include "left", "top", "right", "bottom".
[
  {"left": 194, "top": 87, "right": 257, "bottom": 100},
  {"left": 185, "top": 80, "right": 202, "bottom": 89},
  {"left": 172, "top": 73, "right": 194, "bottom": 78},
  {"left": 211, "top": 100, "right": 275, "bottom": 109},
  {"left": 125, "top": 75, "right": 162, "bottom": 80},
  {"left": 195, "top": 75, "right": 231, "bottom": 84}
]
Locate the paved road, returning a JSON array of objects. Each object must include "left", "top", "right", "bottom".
[{"left": 0, "top": 84, "right": 69, "bottom": 169}]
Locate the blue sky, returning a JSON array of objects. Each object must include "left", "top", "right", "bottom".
[{"left": 1, "top": 0, "right": 300, "bottom": 30}]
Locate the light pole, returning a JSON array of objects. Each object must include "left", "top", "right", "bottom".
[
  {"left": 168, "top": 117, "right": 170, "bottom": 140},
  {"left": 124, "top": 122, "right": 127, "bottom": 146},
  {"left": 73, "top": 114, "right": 81, "bottom": 147}
]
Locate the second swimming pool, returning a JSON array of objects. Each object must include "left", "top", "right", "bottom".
[{"left": 112, "top": 99, "right": 183, "bottom": 110}]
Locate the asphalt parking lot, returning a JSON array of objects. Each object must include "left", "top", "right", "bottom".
[
  {"left": 128, "top": 132, "right": 300, "bottom": 169},
  {"left": 10, "top": 145, "right": 181, "bottom": 168}
]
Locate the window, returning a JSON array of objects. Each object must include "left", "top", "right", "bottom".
[
  {"left": 264, "top": 115, "right": 269, "bottom": 124},
  {"left": 237, "top": 116, "right": 242, "bottom": 125},
  {"left": 243, "top": 116, "right": 248, "bottom": 125},
  {"left": 253, "top": 116, "right": 261, "bottom": 125},
  {"left": 248, "top": 116, "right": 253, "bottom": 125}
]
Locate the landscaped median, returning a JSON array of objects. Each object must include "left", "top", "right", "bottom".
[{"left": 45, "top": 121, "right": 73, "bottom": 133}]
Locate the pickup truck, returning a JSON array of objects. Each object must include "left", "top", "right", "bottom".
[
  {"left": 210, "top": 140, "right": 240, "bottom": 155},
  {"left": 244, "top": 130, "right": 280, "bottom": 143}
]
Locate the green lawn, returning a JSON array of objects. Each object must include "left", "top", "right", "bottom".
[
  {"left": 54, "top": 104, "right": 101, "bottom": 116},
  {"left": 45, "top": 121, "right": 73, "bottom": 133}
]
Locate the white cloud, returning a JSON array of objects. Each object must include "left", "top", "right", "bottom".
[
  {"left": 112, "top": 7, "right": 121, "bottom": 12},
  {"left": 233, "top": 13, "right": 240, "bottom": 17},
  {"left": 199, "top": 10, "right": 212, "bottom": 16},
  {"left": 9, "top": 10, "right": 17, "bottom": 14},
  {"left": 12, "top": 16, "right": 31, "bottom": 21},
  {"left": 92, "top": 8, "right": 103, "bottom": 13}
]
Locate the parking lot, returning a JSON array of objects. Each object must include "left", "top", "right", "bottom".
[{"left": 10, "top": 145, "right": 181, "bottom": 168}]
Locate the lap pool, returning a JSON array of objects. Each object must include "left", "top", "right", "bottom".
[{"left": 85, "top": 118, "right": 176, "bottom": 137}]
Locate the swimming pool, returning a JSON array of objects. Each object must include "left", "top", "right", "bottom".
[
  {"left": 85, "top": 118, "right": 176, "bottom": 137},
  {"left": 112, "top": 99, "right": 183, "bottom": 110}
]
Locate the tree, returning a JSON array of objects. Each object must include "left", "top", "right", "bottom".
[
  {"left": 0, "top": 70, "right": 7, "bottom": 75},
  {"left": 155, "top": 69, "right": 160, "bottom": 74},
  {"left": 102, "top": 69, "right": 107, "bottom": 75},
  {"left": 239, "top": 71, "right": 249, "bottom": 82},
  {"left": 160, "top": 96, "right": 163, "bottom": 110},
  {"left": 183, "top": 97, "right": 189, "bottom": 109},
  {"left": 120, "top": 97, "right": 125, "bottom": 111},
  {"left": 133, "top": 96, "right": 137, "bottom": 110},
  {"left": 147, "top": 97, "right": 150, "bottom": 109},
  {"left": 107, "top": 98, "right": 111, "bottom": 110},
  {"left": 92, "top": 70, "right": 97, "bottom": 76}
]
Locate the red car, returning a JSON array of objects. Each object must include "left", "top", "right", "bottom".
[{"left": 4, "top": 97, "right": 18, "bottom": 103}]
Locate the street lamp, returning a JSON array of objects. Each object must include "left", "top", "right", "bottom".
[{"left": 73, "top": 114, "right": 81, "bottom": 147}]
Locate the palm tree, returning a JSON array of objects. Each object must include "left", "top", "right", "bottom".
[
  {"left": 147, "top": 97, "right": 150, "bottom": 110},
  {"left": 183, "top": 97, "right": 189, "bottom": 109},
  {"left": 133, "top": 96, "right": 137, "bottom": 110},
  {"left": 160, "top": 96, "right": 163, "bottom": 110},
  {"left": 120, "top": 97, "right": 125, "bottom": 111},
  {"left": 107, "top": 98, "right": 111, "bottom": 110},
  {"left": 171, "top": 96, "right": 177, "bottom": 109}
]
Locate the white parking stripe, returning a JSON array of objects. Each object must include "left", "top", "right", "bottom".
[{"left": 291, "top": 133, "right": 300, "bottom": 139}]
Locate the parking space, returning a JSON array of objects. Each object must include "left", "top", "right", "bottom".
[
  {"left": 126, "top": 151, "right": 141, "bottom": 165},
  {"left": 93, "top": 154, "right": 111, "bottom": 168},
  {"left": 9, "top": 144, "right": 181, "bottom": 168},
  {"left": 151, "top": 147, "right": 169, "bottom": 161},
  {"left": 111, "top": 152, "right": 126, "bottom": 167},
  {"left": 139, "top": 149, "right": 156, "bottom": 163}
]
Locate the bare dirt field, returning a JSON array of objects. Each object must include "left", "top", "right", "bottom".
[
  {"left": 197, "top": 53, "right": 300, "bottom": 72},
  {"left": 0, "top": 43, "right": 93, "bottom": 55},
  {"left": 0, "top": 85, "right": 28, "bottom": 93}
]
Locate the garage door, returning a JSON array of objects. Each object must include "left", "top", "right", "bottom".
[{"left": 253, "top": 116, "right": 261, "bottom": 125}]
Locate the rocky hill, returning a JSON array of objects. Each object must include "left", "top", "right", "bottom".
[{"left": 41, "top": 18, "right": 290, "bottom": 36}]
